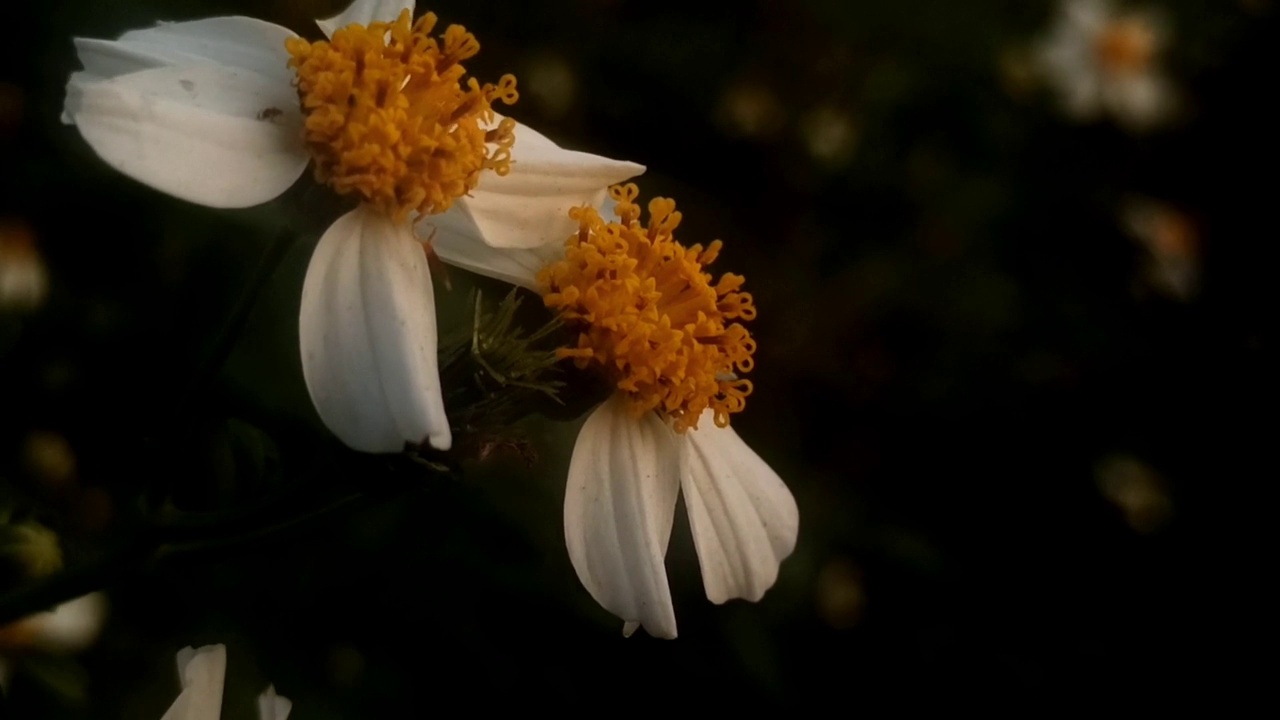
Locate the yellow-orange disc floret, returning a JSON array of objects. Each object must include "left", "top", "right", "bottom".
[
  {"left": 286, "top": 10, "right": 518, "bottom": 223},
  {"left": 1095, "top": 17, "right": 1157, "bottom": 77},
  {"left": 539, "top": 184, "right": 758, "bottom": 433}
]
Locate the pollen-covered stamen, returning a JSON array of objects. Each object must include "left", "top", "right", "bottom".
[
  {"left": 286, "top": 10, "right": 518, "bottom": 223},
  {"left": 538, "top": 184, "right": 758, "bottom": 433},
  {"left": 1095, "top": 17, "right": 1157, "bottom": 76}
]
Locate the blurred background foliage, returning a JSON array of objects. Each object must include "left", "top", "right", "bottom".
[{"left": 0, "top": 0, "right": 1272, "bottom": 715}]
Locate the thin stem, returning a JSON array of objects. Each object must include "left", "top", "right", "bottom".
[
  {"left": 183, "top": 228, "right": 296, "bottom": 408},
  {"left": 0, "top": 487, "right": 372, "bottom": 626}
]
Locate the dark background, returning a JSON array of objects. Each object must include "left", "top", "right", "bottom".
[{"left": 1, "top": 0, "right": 1272, "bottom": 715}]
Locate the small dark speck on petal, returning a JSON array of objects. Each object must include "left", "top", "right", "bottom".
[{"left": 179, "top": 79, "right": 195, "bottom": 93}]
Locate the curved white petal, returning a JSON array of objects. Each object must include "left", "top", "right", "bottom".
[
  {"left": 300, "top": 206, "right": 451, "bottom": 453},
  {"left": 681, "top": 421, "right": 799, "bottom": 604},
  {"left": 317, "top": 0, "right": 416, "bottom": 38},
  {"left": 117, "top": 17, "right": 297, "bottom": 85},
  {"left": 161, "top": 645, "right": 226, "bottom": 720},
  {"left": 257, "top": 685, "right": 293, "bottom": 720},
  {"left": 453, "top": 119, "right": 645, "bottom": 250},
  {"left": 65, "top": 63, "right": 308, "bottom": 208},
  {"left": 423, "top": 208, "right": 563, "bottom": 289},
  {"left": 565, "top": 396, "right": 682, "bottom": 639},
  {"left": 29, "top": 592, "right": 108, "bottom": 652}
]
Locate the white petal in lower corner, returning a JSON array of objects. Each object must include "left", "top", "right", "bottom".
[
  {"left": 423, "top": 207, "right": 562, "bottom": 290},
  {"left": 300, "top": 206, "right": 451, "bottom": 453},
  {"left": 161, "top": 645, "right": 226, "bottom": 720},
  {"left": 65, "top": 64, "right": 308, "bottom": 208},
  {"left": 317, "top": 0, "right": 416, "bottom": 38},
  {"left": 681, "top": 421, "right": 799, "bottom": 605},
  {"left": 454, "top": 120, "right": 645, "bottom": 250},
  {"left": 565, "top": 396, "right": 682, "bottom": 639},
  {"left": 257, "top": 685, "right": 293, "bottom": 720}
]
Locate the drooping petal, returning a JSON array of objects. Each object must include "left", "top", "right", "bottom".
[
  {"left": 300, "top": 206, "right": 451, "bottom": 453},
  {"left": 160, "top": 645, "right": 226, "bottom": 720},
  {"left": 257, "top": 685, "right": 293, "bottom": 720},
  {"left": 451, "top": 119, "right": 644, "bottom": 250},
  {"left": 424, "top": 206, "right": 564, "bottom": 289},
  {"left": 681, "top": 421, "right": 799, "bottom": 604},
  {"left": 85, "top": 17, "right": 297, "bottom": 85},
  {"left": 564, "top": 396, "right": 682, "bottom": 639},
  {"left": 64, "top": 63, "right": 308, "bottom": 208},
  {"left": 317, "top": 0, "right": 416, "bottom": 38}
]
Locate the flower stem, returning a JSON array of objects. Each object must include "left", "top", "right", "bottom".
[
  {"left": 0, "top": 487, "right": 370, "bottom": 626},
  {"left": 183, "top": 228, "right": 296, "bottom": 408}
]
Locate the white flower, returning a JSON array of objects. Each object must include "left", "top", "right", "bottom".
[
  {"left": 160, "top": 644, "right": 291, "bottom": 720},
  {"left": 1035, "top": 0, "right": 1175, "bottom": 131},
  {"left": 62, "top": 0, "right": 641, "bottom": 453},
  {"left": 1120, "top": 197, "right": 1199, "bottom": 301},
  {"left": 432, "top": 184, "right": 798, "bottom": 638}
]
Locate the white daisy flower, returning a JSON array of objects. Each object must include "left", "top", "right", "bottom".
[
  {"left": 160, "top": 644, "right": 291, "bottom": 720},
  {"left": 62, "top": 0, "right": 642, "bottom": 453},
  {"left": 432, "top": 184, "right": 799, "bottom": 638},
  {"left": 1035, "top": 0, "right": 1176, "bottom": 131},
  {"left": 1120, "top": 197, "right": 1199, "bottom": 301}
]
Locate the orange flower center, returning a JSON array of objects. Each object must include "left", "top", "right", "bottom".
[
  {"left": 1095, "top": 17, "right": 1157, "bottom": 76},
  {"left": 286, "top": 10, "right": 518, "bottom": 223},
  {"left": 539, "top": 184, "right": 757, "bottom": 433}
]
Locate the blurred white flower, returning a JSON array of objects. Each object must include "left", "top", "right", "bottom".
[
  {"left": 433, "top": 184, "right": 798, "bottom": 638},
  {"left": 1035, "top": 0, "right": 1176, "bottom": 131},
  {"left": 0, "top": 219, "right": 49, "bottom": 312},
  {"left": 160, "top": 644, "right": 291, "bottom": 720},
  {"left": 1095, "top": 453, "right": 1173, "bottom": 533},
  {"left": 62, "top": 0, "right": 640, "bottom": 453},
  {"left": 800, "top": 105, "right": 858, "bottom": 168},
  {"left": 1121, "top": 197, "right": 1199, "bottom": 301}
]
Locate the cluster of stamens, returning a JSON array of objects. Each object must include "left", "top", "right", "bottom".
[
  {"left": 1095, "top": 16, "right": 1157, "bottom": 76},
  {"left": 286, "top": 10, "right": 518, "bottom": 222},
  {"left": 539, "top": 184, "right": 757, "bottom": 432}
]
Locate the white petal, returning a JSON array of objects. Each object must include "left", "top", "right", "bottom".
[
  {"left": 317, "top": 0, "right": 416, "bottom": 38},
  {"left": 1061, "top": 72, "right": 1103, "bottom": 121},
  {"left": 65, "top": 63, "right": 308, "bottom": 208},
  {"left": 1106, "top": 74, "right": 1171, "bottom": 131},
  {"left": 1064, "top": 0, "right": 1111, "bottom": 34},
  {"left": 681, "top": 421, "right": 799, "bottom": 604},
  {"left": 113, "top": 17, "right": 296, "bottom": 85},
  {"left": 423, "top": 207, "right": 563, "bottom": 289},
  {"left": 258, "top": 685, "right": 293, "bottom": 720},
  {"left": 300, "top": 206, "right": 451, "bottom": 453},
  {"left": 564, "top": 396, "right": 682, "bottom": 639},
  {"left": 453, "top": 119, "right": 644, "bottom": 250},
  {"left": 29, "top": 592, "right": 108, "bottom": 652},
  {"left": 161, "top": 645, "right": 226, "bottom": 720}
]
